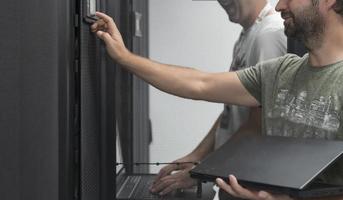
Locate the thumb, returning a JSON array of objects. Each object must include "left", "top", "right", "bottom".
[
  {"left": 96, "top": 31, "right": 113, "bottom": 44},
  {"left": 257, "top": 191, "right": 272, "bottom": 200}
]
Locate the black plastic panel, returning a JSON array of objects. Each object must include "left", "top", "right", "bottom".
[{"left": 0, "top": 0, "right": 74, "bottom": 199}]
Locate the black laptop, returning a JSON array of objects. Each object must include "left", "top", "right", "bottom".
[
  {"left": 115, "top": 124, "right": 215, "bottom": 200},
  {"left": 190, "top": 134, "right": 343, "bottom": 198}
]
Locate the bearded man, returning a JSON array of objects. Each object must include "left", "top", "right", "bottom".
[{"left": 91, "top": 0, "right": 343, "bottom": 199}]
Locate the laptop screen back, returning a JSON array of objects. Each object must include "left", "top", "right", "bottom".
[{"left": 191, "top": 135, "right": 343, "bottom": 190}]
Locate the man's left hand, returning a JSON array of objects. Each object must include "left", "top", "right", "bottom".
[{"left": 216, "top": 175, "right": 294, "bottom": 200}]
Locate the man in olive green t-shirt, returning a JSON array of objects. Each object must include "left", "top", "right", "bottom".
[
  {"left": 91, "top": 0, "right": 343, "bottom": 199},
  {"left": 237, "top": 54, "right": 343, "bottom": 140},
  {"left": 237, "top": 53, "right": 343, "bottom": 189}
]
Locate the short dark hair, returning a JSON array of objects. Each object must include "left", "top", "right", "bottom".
[{"left": 334, "top": 0, "right": 343, "bottom": 16}]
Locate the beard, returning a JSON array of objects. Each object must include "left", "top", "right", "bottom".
[{"left": 282, "top": 3, "right": 325, "bottom": 49}]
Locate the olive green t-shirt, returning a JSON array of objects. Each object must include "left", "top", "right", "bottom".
[{"left": 236, "top": 53, "right": 343, "bottom": 184}]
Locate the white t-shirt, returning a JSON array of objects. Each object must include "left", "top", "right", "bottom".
[{"left": 215, "top": 3, "right": 287, "bottom": 148}]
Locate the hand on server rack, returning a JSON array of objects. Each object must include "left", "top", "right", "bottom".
[{"left": 91, "top": 12, "right": 130, "bottom": 63}]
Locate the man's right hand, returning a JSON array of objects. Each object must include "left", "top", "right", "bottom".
[
  {"left": 91, "top": 12, "right": 130, "bottom": 63},
  {"left": 149, "top": 157, "right": 198, "bottom": 196}
]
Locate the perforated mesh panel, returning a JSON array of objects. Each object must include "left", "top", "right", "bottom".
[{"left": 80, "top": 2, "right": 101, "bottom": 199}]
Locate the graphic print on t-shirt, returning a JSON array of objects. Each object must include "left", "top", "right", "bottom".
[{"left": 267, "top": 89, "right": 340, "bottom": 139}]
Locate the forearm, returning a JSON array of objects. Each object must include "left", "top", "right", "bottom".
[
  {"left": 188, "top": 113, "right": 223, "bottom": 160},
  {"left": 229, "top": 107, "right": 262, "bottom": 141},
  {"left": 120, "top": 52, "right": 208, "bottom": 101},
  {"left": 119, "top": 52, "right": 258, "bottom": 106},
  {"left": 188, "top": 107, "right": 261, "bottom": 161}
]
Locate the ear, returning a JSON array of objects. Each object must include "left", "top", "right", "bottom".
[
  {"left": 326, "top": 0, "right": 341, "bottom": 12},
  {"left": 331, "top": 0, "right": 343, "bottom": 14}
]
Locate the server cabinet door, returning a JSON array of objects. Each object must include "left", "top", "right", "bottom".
[
  {"left": 0, "top": 0, "right": 75, "bottom": 200},
  {"left": 79, "top": 0, "right": 121, "bottom": 200},
  {"left": 131, "top": 0, "right": 151, "bottom": 174}
]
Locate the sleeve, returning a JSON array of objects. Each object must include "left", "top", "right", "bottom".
[
  {"left": 248, "top": 29, "right": 287, "bottom": 66},
  {"left": 236, "top": 57, "right": 283, "bottom": 104},
  {"left": 236, "top": 65, "right": 262, "bottom": 103}
]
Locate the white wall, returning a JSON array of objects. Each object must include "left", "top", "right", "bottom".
[
  {"left": 270, "top": 0, "right": 279, "bottom": 6},
  {"left": 148, "top": 0, "right": 279, "bottom": 173}
]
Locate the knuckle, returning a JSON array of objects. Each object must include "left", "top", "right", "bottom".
[{"left": 161, "top": 179, "right": 168, "bottom": 185}]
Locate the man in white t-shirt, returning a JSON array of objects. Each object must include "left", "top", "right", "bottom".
[
  {"left": 91, "top": 0, "right": 343, "bottom": 199},
  {"left": 149, "top": 0, "right": 286, "bottom": 196}
]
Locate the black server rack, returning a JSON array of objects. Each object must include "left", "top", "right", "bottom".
[
  {"left": 0, "top": 0, "right": 75, "bottom": 200},
  {"left": 79, "top": 0, "right": 149, "bottom": 199},
  {"left": 1, "top": 0, "right": 150, "bottom": 200}
]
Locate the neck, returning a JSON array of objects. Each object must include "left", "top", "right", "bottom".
[
  {"left": 241, "top": 1, "right": 268, "bottom": 30},
  {"left": 308, "top": 17, "right": 343, "bottom": 67}
]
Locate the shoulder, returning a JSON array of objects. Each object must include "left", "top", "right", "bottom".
[
  {"left": 253, "top": 13, "right": 285, "bottom": 40},
  {"left": 249, "top": 13, "right": 286, "bottom": 49},
  {"left": 274, "top": 53, "right": 308, "bottom": 75},
  {"left": 256, "top": 54, "right": 305, "bottom": 73},
  {"left": 279, "top": 53, "right": 306, "bottom": 67},
  {"left": 258, "top": 13, "right": 284, "bottom": 32},
  {"left": 245, "top": 15, "right": 287, "bottom": 64}
]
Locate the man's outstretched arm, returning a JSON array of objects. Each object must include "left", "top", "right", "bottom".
[{"left": 91, "top": 12, "right": 259, "bottom": 107}]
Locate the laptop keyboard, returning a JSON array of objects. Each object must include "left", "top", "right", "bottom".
[
  {"left": 117, "top": 175, "right": 163, "bottom": 199},
  {"left": 134, "top": 176, "right": 161, "bottom": 199},
  {"left": 117, "top": 175, "right": 141, "bottom": 198},
  {"left": 133, "top": 176, "right": 162, "bottom": 199}
]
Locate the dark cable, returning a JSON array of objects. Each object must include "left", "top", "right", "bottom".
[{"left": 116, "top": 162, "right": 199, "bottom": 166}]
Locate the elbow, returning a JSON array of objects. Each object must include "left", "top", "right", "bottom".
[
  {"left": 187, "top": 78, "right": 208, "bottom": 101},
  {"left": 175, "top": 86, "right": 203, "bottom": 101}
]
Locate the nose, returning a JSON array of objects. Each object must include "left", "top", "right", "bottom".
[{"left": 275, "top": 0, "right": 287, "bottom": 13}]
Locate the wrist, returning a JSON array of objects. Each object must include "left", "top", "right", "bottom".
[
  {"left": 117, "top": 47, "right": 132, "bottom": 65},
  {"left": 185, "top": 151, "right": 205, "bottom": 162},
  {"left": 190, "top": 145, "right": 214, "bottom": 161}
]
